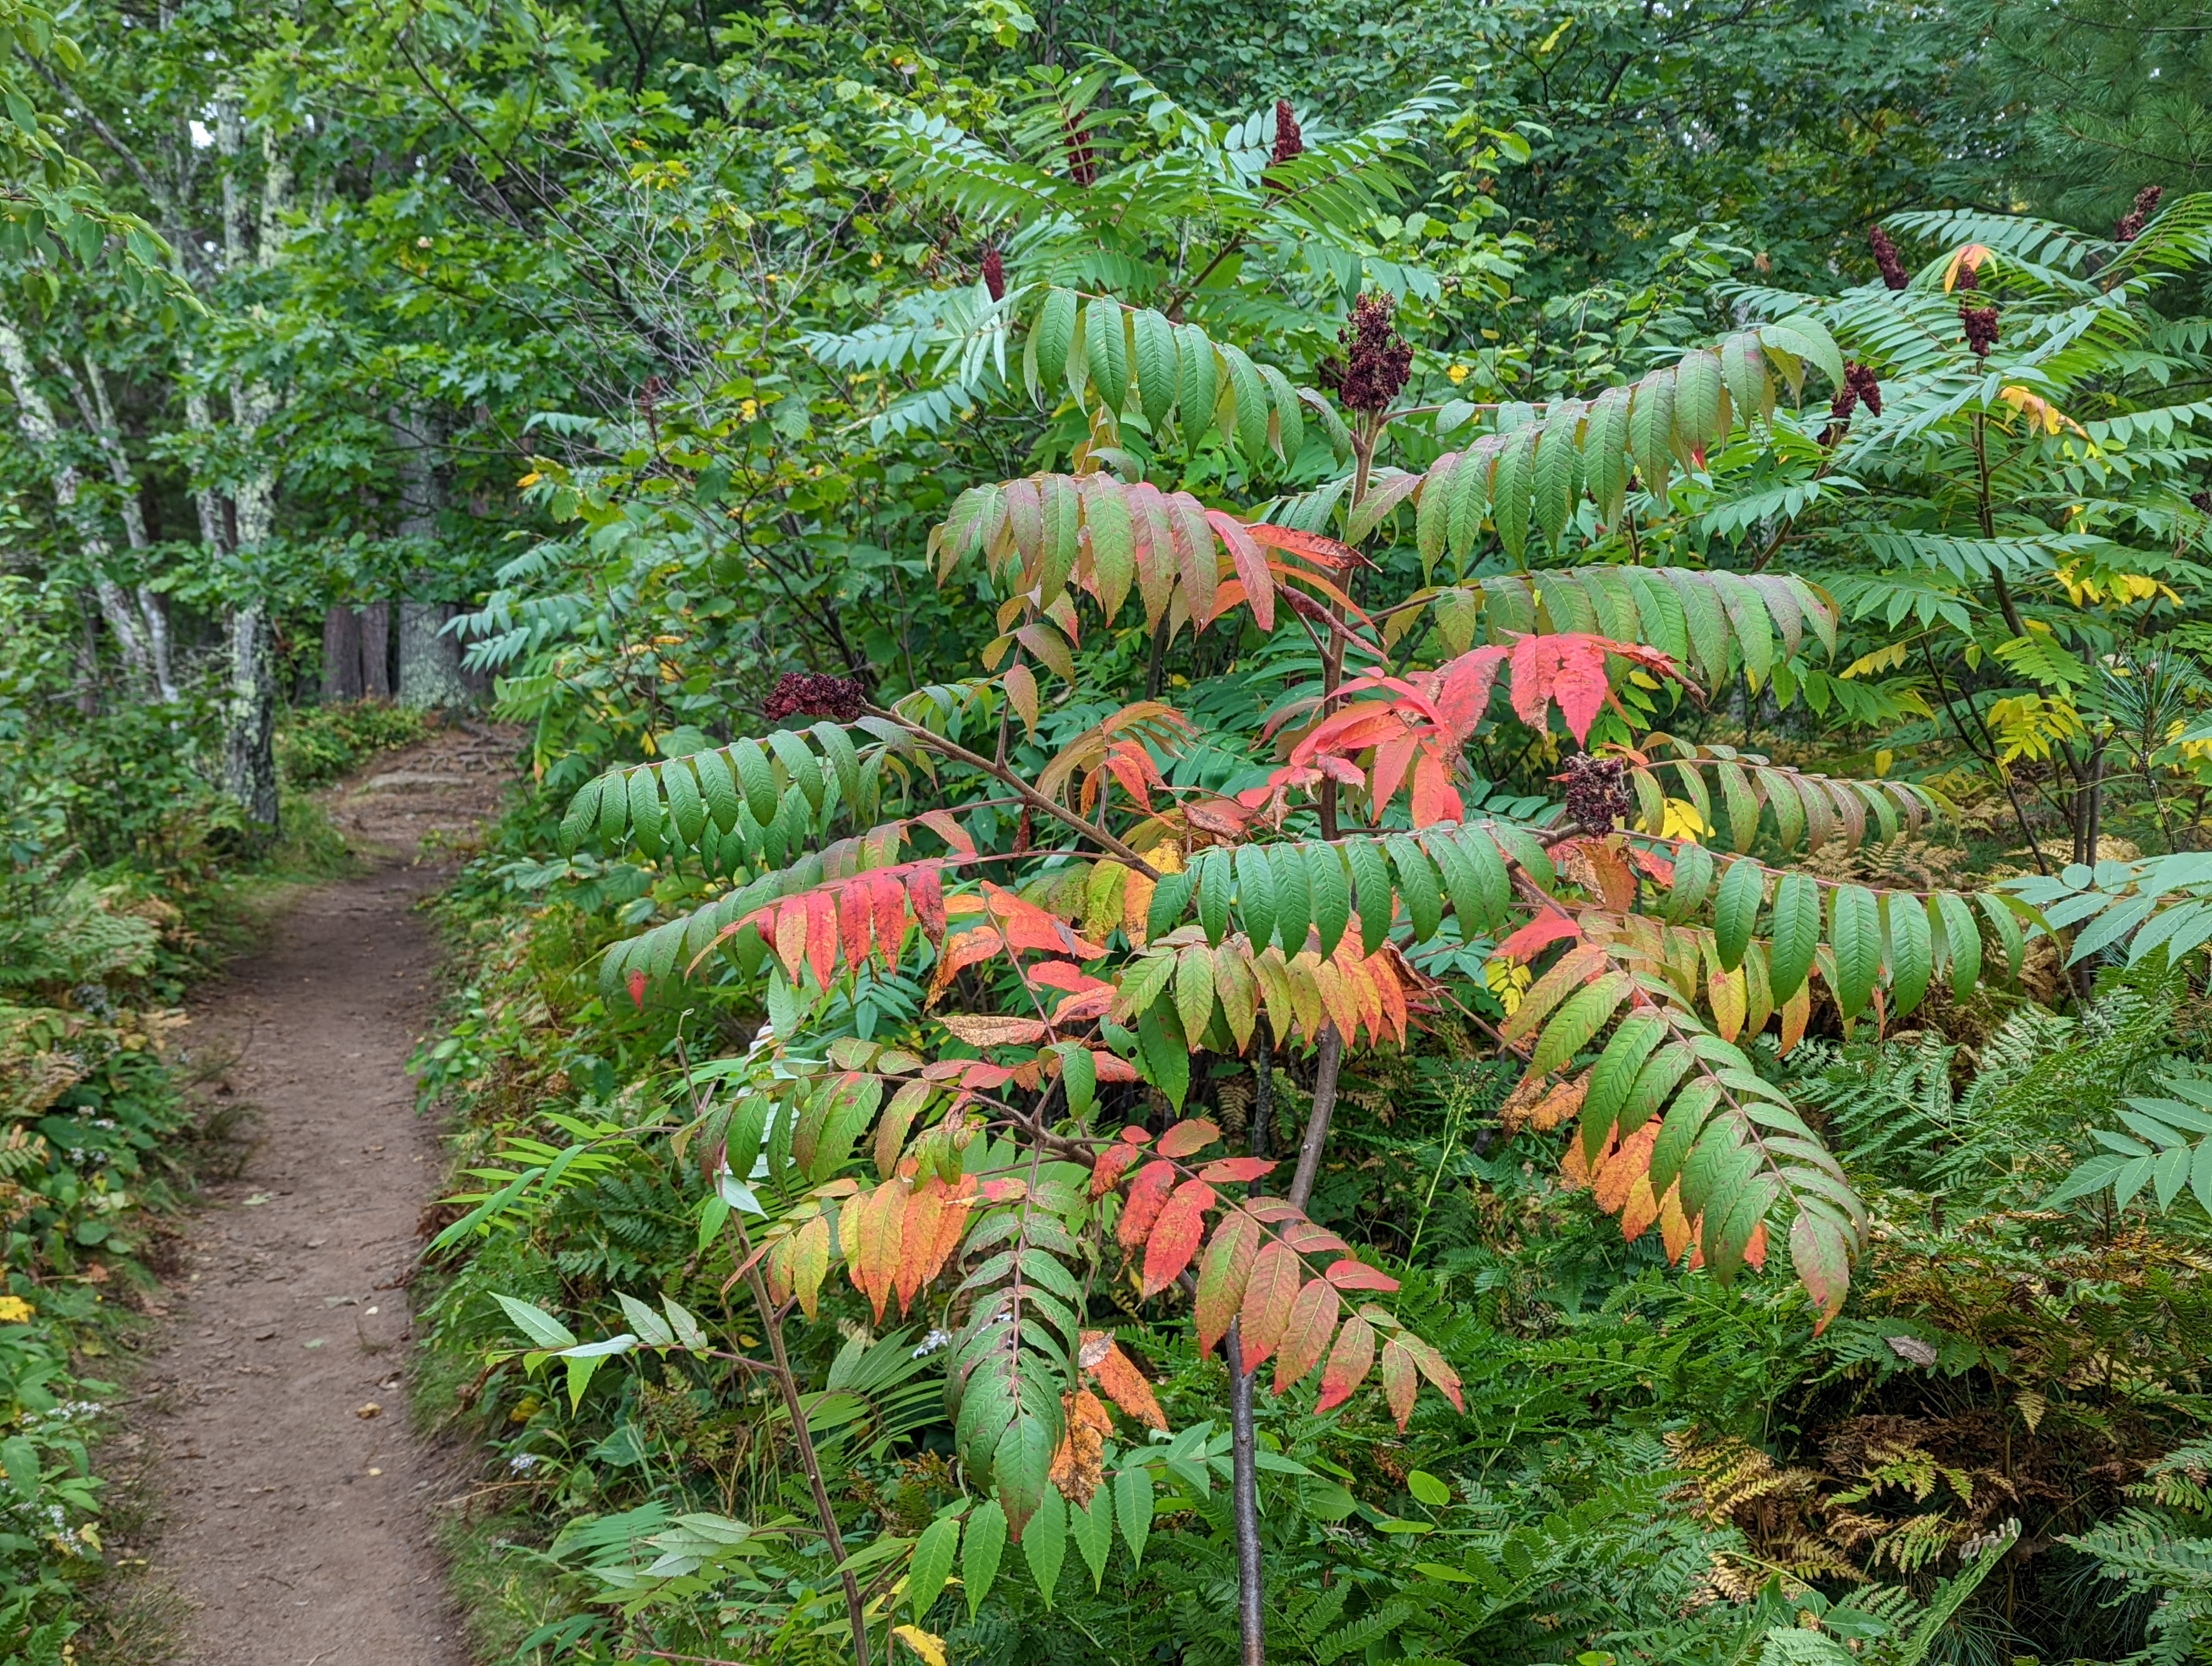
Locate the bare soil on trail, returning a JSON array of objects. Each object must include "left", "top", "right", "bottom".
[{"left": 118, "top": 722, "right": 518, "bottom": 1666}]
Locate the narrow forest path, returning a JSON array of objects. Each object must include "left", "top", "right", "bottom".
[{"left": 125, "top": 724, "right": 518, "bottom": 1666}]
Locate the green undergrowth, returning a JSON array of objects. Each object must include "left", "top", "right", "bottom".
[{"left": 403, "top": 781, "right": 2212, "bottom": 1664}]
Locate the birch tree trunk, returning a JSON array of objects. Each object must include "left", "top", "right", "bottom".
[
  {"left": 0, "top": 312, "right": 163, "bottom": 699},
  {"left": 62, "top": 352, "right": 177, "bottom": 701},
  {"left": 215, "top": 100, "right": 290, "bottom": 835}
]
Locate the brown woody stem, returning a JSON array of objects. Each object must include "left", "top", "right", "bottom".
[
  {"left": 1287, "top": 1023, "right": 1344, "bottom": 1213},
  {"left": 1225, "top": 1319, "right": 1265, "bottom": 1666},
  {"left": 869, "top": 706, "right": 1159, "bottom": 876},
  {"left": 674, "top": 1041, "right": 869, "bottom": 1665}
]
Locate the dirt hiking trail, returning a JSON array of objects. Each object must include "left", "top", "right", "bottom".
[{"left": 129, "top": 723, "right": 517, "bottom": 1665}]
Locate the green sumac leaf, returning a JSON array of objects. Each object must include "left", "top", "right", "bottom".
[
  {"left": 1978, "top": 892, "right": 2024, "bottom": 982},
  {"left": 1529, "top": 971, "right": 1631, "bottom": 1075},
  {"left": 1582, "top": 1010, "right": 1666, "bottom": 1158},
  {"left": 1269, "top": 844, "right": 1313, "bottom": 951},
  {"left": 1024, "top": 1483, "right": 1068, "bottom": 1605},
  {"left": 1115, "top": 1464, "right": 1153, "bottom": 1567},
  {"left": 1933, "top": 892, "right": 1982, "bottom": 998},
  {"left": 1306, "top": 844, "right": 1352, "bottom": 957},
  {"left": 1713, "top": 858, "right": 1766, "bottom": 971},
  {"left": 1829, "top": 883, "right": 1881, "bottom": 1018},
  {"left": 1147, "top": 871, "right": 1195, "bottom": 943},
  {"left": 1234, "top": 843, "right": 1278, "bottom": 952},
  {"left": 964, "top": 1497, "right": 1008, "bottom": 1617},
  {"left": 1886, "top": 893, "right": 1933, "bottom": 1017},
  {"left": 1028, "top": 289, "right": 1077, "bottom": 399},
  {"left": 1669, "top": 841, "right": 1715, "bottom": 922},
  {"left": 1767, "top": 872, "right": 1821, "bottom": 999},
  {"left": 910, "top": 1514, "right": 961, "bottom": 1617},
  {"left": 1387, "top": 836, "right": 1444, "bottom": 942},
  {"left": 1346, "top": 839, "right": 1392, "bottom": 953},
  {"left": 561, "top": 778, "right": 603, "bottom": 853}
]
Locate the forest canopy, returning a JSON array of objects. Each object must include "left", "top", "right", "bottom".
[{"left": 9, "top": 0, "right": 2212, "bottom": 1662}]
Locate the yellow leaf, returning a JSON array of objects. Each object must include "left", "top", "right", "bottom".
[
  {"left": 1484, "top": 956, "right": 1530, "bottom": 1015},
  {"left": 0, "top": 1296, "right": 31, "bottom": 1322},
  {"left": 1998, "top": 383, "right": 2084, "bottom": 437},
  {"left": 1661, "top": 798, "right": 1709, "bottom": 842},
  {"left": 516, "top": 471, "right": 542, "bottom": 488},
  {"left": 893, "top": 1624, "right": 949, "bottom": 1666}
]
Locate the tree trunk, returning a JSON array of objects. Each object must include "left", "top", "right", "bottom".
[
  {"left": 398, "top": 601, "right": 465, "bottom": 708},
  {"left": 392, "top": 408, "right": 465, "bottom": 709},
  {"left": 224, "top": 603, "right": 279, "bottom": 831},
  {"left": 323, "top": 605, "right": 364, "bottom": 702},
  {"left": 0, "top": 315, "right": 163, "bottom": 696},
  {"left": 359, "top": 600, "right": 393, "bottom": 698},
  {"left": 215, "top": 97, "right": 290, "bottom": 834}
]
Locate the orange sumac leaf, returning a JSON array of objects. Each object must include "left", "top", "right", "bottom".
[
  {"left": 1081, "top": 1332, "right": 1168, "bottom": 1430},
  {"left": 1049, "top": 1387, "right": 1113, "bottom": 1508},
  {"left": 1314, "top": 1314, "right": 1376, "bottom": 1413},
  {"left": 1117, "top": 1161, "right": 1178, "bottom": 1248},
  {"left": 1157, "top": 1118, "right": 1221, "bottom": 1159},
  {"left": 852, "top": 1180, "right": 907, "bottom": 1321},
  {"left": 1592, "top": 1121, "right": 1659, "bottom": 1215},
  {"left": 1238, "top": 1243, "right": 1303, "bottom": 1370},
  {"left": 1272, "top": 1277, "right": 1341, "bottom": 1394},
  {"left": 1194, "top": 1209, "right": 1261, "bottom": 1355},
  {"left": 1142, "top": 1180, "right": 1217, "bottom": 1297},
  {"left": 896, "top": 1179, "right": 944, "bottom": 1312}
]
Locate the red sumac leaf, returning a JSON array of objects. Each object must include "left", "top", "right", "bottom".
[
  {"left": 1194, "top": 1210, "right": 1260, "bottom": 1355},
  {"left": 1238, "top": 1245, "right": 1303, "bottom": 1370},
  {"left": 1117, "top": 1161, "right": 1178, "bottom": 1248},
  {"left": 1197, "top": 1157, "right": 1277, "bottom": 1184},
  {"left": 1398, "top": 1334, "right": 1464, "bottom": 1413},
  {"left": 1380, "top": 1337, "right": 1418, "bottom": 1430},
  {"left": 1314, "top": 1315, "right": 1375, "bottom": 1413},
  {"left": 627, "top": 968, "right": 648, "bottom": 1010},
  {"left": 1271, "top": 1277, "right": 1341, "bottom": 1394},
  {"left": 1157, "top": 1118, "right": 1221, "bottom": 1159},
  {"left": 1790, "top": 1209, "right": 1851, "bottom": 1331},
  {"left": 1090, "top": 1140, "right": 1145, "bottom": 1200},
  {"left": 910, "top": 866, "right": 947, "bottom": 945},
  {"left": 1322, "top": 1258, "right": 1399, "bottom": 1293},
  {"left": 1142, "top": 1180, "right": 1217, "bottom": 1297}
]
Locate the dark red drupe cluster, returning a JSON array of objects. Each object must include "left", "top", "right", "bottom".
[
  {"left": 2115, "top": 185, "right": 2163, "bottom": 242},
  {"left": 764, "top": 672, "right": 867, "bottom": 725},
  {"left": 1560, "top": 753, "right": 1631, "bottom": 834},
  {"left": 1317, "top": 292, "right": 1413, "bottom": 415},
  {"left": 1960, "top": 300, "right": 1999, "bottom": 357},
  {"left": 981, "top": 246, "right": 1006, "bottom": 302},
  {"left": 1271, "top": 100, "right": 1304, "bottom": 166},
  {"left": 1846, "top": 362, "right": 1883, "bottom": 416},
  {"left": 1064, "top": 116, "right": 1097, "bottom": 188},
  {"left": 1821, "top": 361, "right": 1886, "bottom": 444},
  {"left": 1869, "top": 225, "right": 1909, "bottom": 290}
]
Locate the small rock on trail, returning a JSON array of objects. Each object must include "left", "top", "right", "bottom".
[{"left": 132, "top": 724, "right": 517, "bottom": 1664}]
